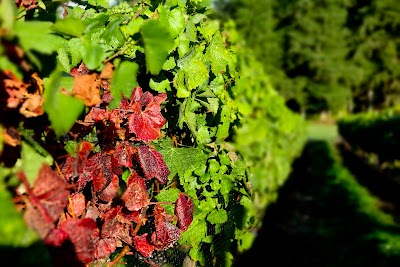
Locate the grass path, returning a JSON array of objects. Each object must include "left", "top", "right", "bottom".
[{"left": 233, "top": 127, "right": 400, "bottom": 266}]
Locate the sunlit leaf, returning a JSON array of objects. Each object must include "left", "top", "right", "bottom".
[
  {"left": 109, "top": 61, "right": 138, "bottom": 109},
  {"left": 43, "top": 71, "right": 85, "bottom": 137},
  {"left": 52, "top": 17, "right": 86, "bottom": 37},
  {"left": 141, "top": 20, "right": 175, "bottom": 75}
]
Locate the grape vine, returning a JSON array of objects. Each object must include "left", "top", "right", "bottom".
[{"left": 0, "top": 0, "right": 261, "bottom": 266}]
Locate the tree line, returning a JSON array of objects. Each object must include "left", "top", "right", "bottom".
[{"left": 216, "top": 0, "right": 400, "bottom": 116}]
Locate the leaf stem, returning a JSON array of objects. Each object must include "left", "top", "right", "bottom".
[{"left": 107, "top": 245, "right": 130, "bottom": 266}]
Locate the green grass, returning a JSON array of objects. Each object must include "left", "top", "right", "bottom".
[{"left": 307, "top": 122, "right": 339, "bottom": 143}]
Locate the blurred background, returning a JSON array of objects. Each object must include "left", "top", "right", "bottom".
[{"left": 214, "top": 0, "right": 400, "bottom": 266}]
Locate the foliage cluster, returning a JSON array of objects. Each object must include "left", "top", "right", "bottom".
[
  {"left": 0, "top": 0, "right": 256, "bottom": 265},
  {"left": 225, "top": 30, "right": 307, "bottom": 221},
  {"left": 217, "top": 0, "right": 400, "bottom": 115}
]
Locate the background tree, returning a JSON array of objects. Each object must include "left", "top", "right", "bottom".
[
  {"left": 346, "top": 0, "right": 400, "bottom": 112},
  {"left": 217, "top": 0, "right": 400, "bottom": 115}
]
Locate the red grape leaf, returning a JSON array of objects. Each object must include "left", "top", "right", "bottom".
[
  {"left": 134, "top": 234, "right": 155, "bottom": 258},
  {"left": 59, "top": 218, "right": 98, "bottom": 264},
  {"left": 127, "top": 87, "right": 167, "bottom": 142},
  {"left": 151, "top": 220, "right": 181, "bottom": 251},
  {"left": 137, "top": 145, "right": 170, "bottom": 184},
  {"left": 101, "top": 207, "right": 121, "bottom": 238},
  {"left": 95, "top": 238, "right": 116, "bottom": 260},
  {"left": 16, "top": 0, "right": 37, "bottom": 10},
  {"left": 150, "top": 205, "right": 181, "bottom": 251},
  {"left": 130, "top": 86, "right": 143, "bottom": 102},
  {"left": 174, "top": 193, "right": 194, "bottom": 231},
  {"left": 31, "top": 165, "right": 70, "bottom": 218},
  {"left": 101, "top": 207, "right": 132, "bottom": 246},
  {"left": 67, "top": 193, "right": 86, "bottom": 217},
  {"left": 91, "top": 155, "right": 114, "bottom": 193},
  {"left": 44, "top": 227, "right": 69, "bottom": 247},
  {"left": 121, "top": 208, "right": 141, "bottom": 224},
  {"left": 98, "top": 174, "right": 119, "bottom": 202},
  {"left": 85, "top": 204, "right": 100, "bottom": 221},
  {"left": 70, "top": 63, "right": 89, "bottom": 76},
  {"left": 112, "top": 141, "right": 136, "bottom": 168},
  {"left": 24, "top": 165, "right": 70, "bottom": 239},
  {"left": 121, "top": 173, "right": 149, "bottom": 211},
  {"left": 84, "top": 106, "right": 109, "bottom": 123},
  {"left": 61, "top": 141, "right": 92, "bottom": 182}
]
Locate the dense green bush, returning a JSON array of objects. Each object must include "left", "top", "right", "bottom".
[
  {"left": 338, "top": 109, "right": 400, "bottom": 162},
  {"left": 0, "top": 0, "right": 306, "bottom": 266}
]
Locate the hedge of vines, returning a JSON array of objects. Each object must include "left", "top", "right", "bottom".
[
  {"left": 0, "top": 0, "right": 306, "bottom": 266},
  {"left": 338, "top": 109, "right": 400, "bottom": 162}
]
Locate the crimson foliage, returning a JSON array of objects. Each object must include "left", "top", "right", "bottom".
[{"left": 16, "top": 71, "right": 193, "bottom": 266}]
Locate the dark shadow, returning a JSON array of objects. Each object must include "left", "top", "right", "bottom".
[
  {"left": 337, "top": 141, "right": 400, "bottom": 221},
  {"left": 0, "top": 241, "right": 51, "bottom": 267}
]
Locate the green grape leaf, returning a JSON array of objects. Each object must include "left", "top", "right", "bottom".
[
  {"left": 198, "top": 19, "right": 219, "bottom": 42},
  {"left": 0, "top": 179, "right": 40, "bottom": 247},
  {"left": 155, "top": 188, "right": 181, "bottom": 214},
  {"left": 189, "top": 246, "right": 206, "bottom": 266},
  {"left": 121, "top": 17, "right": 144, "bottom": 36},
  {"left": 57, "top": 47, "right": 70, "bottom": 72},
  {"left": 149, "top": 78, "right": 171, "bottom": 93},
  {"left": 179, "top": 218, "right": 208, "bottom": 246},
  {"left": 177, "top": 51, "right": 209, "bottom": 90},
  {"left": 209, "top": 74, "right": 225, "bottom": 96},
  {"left": 174, "top": 69, "right": 190, "bottom": 98},
  {"left": 191, "top": 13, "right": 207, "bottom": 24},
  {"left": 158, "top": 140, "right": 208, "bottom": 179},
  {"left": 52, "top": 17, "right": 86, "bottom": 37},
  {"left": 205, "top": 32, "right": 230, "bottom": 75},
  {"left": 207, "top": 209, "right": 228, "bottom": 224},
  {"left": 162, "top": 56, "right": 176, "bottom": 70},
  {"left": 198, "top": 197, "right": 217, "bottom": 213},
  {"left": 43, "top": 71, "right": 85, "bottom": 137},
  {"left": 185, "top": 20, "right": 198, "bottom": 42},
  {"left": 20, "top": 141, "right": 53, "bottom": 185},
  {"left": 177, "top": 32, "right": 190, "bottom": 58},
  {"left": 159, "top": 6, "right": 186, "bottom": 38},
  {"left": 197, "top": 125, "right": 211, "bottom": 144},
  {"left": 14, "top": 21, "right": 66, "bottom": 55},
  {"left": 141, "top": 19, "right": 175, "bottom": 75},
  {"left": 100, "top": 18, "right": 125, "bottom": 43},
  {"left": 88, "top": 0, "right": 109, "bottom": 8},
  {"left": 0, "top": 0, "right": 17, "bottom": 32},
  {"left": 67, "top": 38, "right": 84, "bottom": 69},
  {"left": 80, "top": 42, "right": 107, "bottom": 70},
  {"left": 216, "top": 105, "right": 231, "bottom": 141},
  {"left": 220, "top": 178, "right": 233, "bottom": 202},
  {"left": 236, "top": 231, "right": 256, "bottom": 253},
  {"left": 109, "top": 61, "right": 139, "bottom": 109}
]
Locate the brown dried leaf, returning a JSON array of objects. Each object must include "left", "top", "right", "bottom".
[
  {"left": 19, "top": 94, "right": 44, "bottom": 117},
  {"left": 0, "top": 70, "right": 28, "bottom": 108},
  {"left": 99, "top": 62, "right": 114, "bottom": 80},
  {"left": 31, "top": 72, "right": 44, "bottom": 94},
  {"left": 72, "top": 73, "right": 102, "bottom": 106}
]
